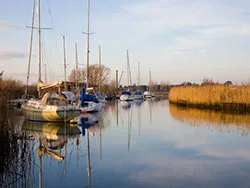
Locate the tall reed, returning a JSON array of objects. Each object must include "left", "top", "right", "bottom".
[
  {"left": 0, "top": 83, "right": 30, "bottom": 187},
  {"left": 169, "top": 84, "right": 250, "bottom": 112}
]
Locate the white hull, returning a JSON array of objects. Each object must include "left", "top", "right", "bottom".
[
  {"left": 120, "top": 94, "right": 134, "bottom": 101},
  {"left": 22, "top": 100, "right": 81, "bottom": 122},
  {"left": 144, "top": 91, "right": 155, "bottom": 98},
  {"left": 134, "top": 94, "right": 144, "bottom": 100},
  {"left": 80, "top": 101, "right": 102, "bottom": 112}
]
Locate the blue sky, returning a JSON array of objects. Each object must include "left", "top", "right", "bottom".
[{"left": 1, "top": 0, "right": 250, "bottom": 85}]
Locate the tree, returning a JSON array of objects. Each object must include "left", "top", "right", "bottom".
[
  {"left": 201, "top": 77, "right": 214, "bottom": 86},
  {"left": 101, "top": 79, "right": 117, "bottom": 95},
  {"left": 68, "top": 64, "right": 110, "bottom": 87},
  {"left": 68, "top": 68, "right": 86, "bottom": 83},
  {"left": 88, "top": 64, "right": 110, "bottom": 87}
]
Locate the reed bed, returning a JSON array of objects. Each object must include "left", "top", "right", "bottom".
[
  {"left": 169, "top": 84, "right": 250, "bottom": 112},
  {"left": 0, "top": 84, "right": 30, "bottom": 188},
  {"left": 170, "top": 104, "right": 250, "bottom": 136}
]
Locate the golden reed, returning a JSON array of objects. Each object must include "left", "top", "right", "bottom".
[
  {"left": 169, "top": 85, "right": 250, "bottom": 112},
  {"left": 169, "top": 104, "right": 250, "bottom": 136}
]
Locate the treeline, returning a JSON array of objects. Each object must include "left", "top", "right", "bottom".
[{"left": 0, "top": 78, "right": 37, "bottom": 100}]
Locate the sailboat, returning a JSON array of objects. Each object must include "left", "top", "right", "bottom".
[
  {"left": 21, "top": 0, "right": 81, "bottom": 122},
  {"left": 134, "top": 62, "right": 144, "bottom": 100},
  {"left": 144, "top": 70, "right": 155, "bottom": 98},
  {"left": 79, "top": 0, "right": 102, "bottom": 112},
  {"left": 120, "top": 50, "right": 134, "bottom": 101}
]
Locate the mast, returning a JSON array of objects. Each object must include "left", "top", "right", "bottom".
[
  {"left": 38, "top": 0, "right": 42, "bottom": 96},
  {"left": 63, "top": 35, "right": 67, "bottom": 91},
  {"left": 126, "top": 50, "right": 130, "bottom": 89},
  {"left": 137, "top": 62, "right": 140, "bottom": 88},
  {"left": 25, "top": 0, "right": 36, "bottom": 97},
  {"left": 86, "top": 0, "right": 90, "bottom": 88},
  {"left": 43, "top": 63, "right": 47, "bottom": 83},
  {"left": 75, "top": 43, "right": 79, "bottom": 89},
  {"left": 149, "top": 70, "right": 151, "bottom": 92},
  {"left": 98, "top": 45, "right": 101, "bottom": 92}
]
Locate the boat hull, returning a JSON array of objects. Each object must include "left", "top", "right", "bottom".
[
  {"left": 134, "top": 95, "right": 144, "bottom": 100},
  {"left": 120, "top": 94, "right": 134, "bottom": 101},
  {"left": 80, "top": 101, "right": 102, "bottom": 113},
  {"left": 22, "top": 103, "right": 81, "bottom": 122}
]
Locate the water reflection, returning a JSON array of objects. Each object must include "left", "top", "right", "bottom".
[
  {"left": 80, "top": 112, "right": 103, "bottom": 188},
  {"left": 170, "top": 104, "right": 250, "bottom": 135},
  {"left": 22, "top": 121, "right": 81, "bottom": 188},
  {"left": 6, "top": 100, "right": 250, "bottom": 187},
  {"left": 120, "top": 101, "right": 133, "bottom": 109}
]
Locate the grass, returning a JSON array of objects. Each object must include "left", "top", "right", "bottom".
[{"left": 169, "top": 84, "right": 250, "bottom": 112}]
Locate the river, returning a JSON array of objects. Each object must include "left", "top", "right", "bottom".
[{"left": 2, "top": 99, "right": 250, "bottom": 188}]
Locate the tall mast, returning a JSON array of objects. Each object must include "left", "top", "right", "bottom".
[
  {"left": 38, "top": 0, "right": 42, "bottom": 97},
  {"left": 98, "top": 45, "right": 101, "bottom": 92},
  {"left": 86, "top": 0, "right": 90, "bottom": 88},
  {"left": 75, "top": 43, "right": 79, "bottom": 89},
  {"left": 25, "top": 0, "right": 36, "bottom": 97},
  {"left": 137, "top": 62, "right": 140, "bottom": 88},
  {"left": 38, "top": 0, "right": 41, "bottom": 83},
  {"left": 149, "top": 70, "right": 151, "bottom": 92},
  {"left": 126, "top": 50, "right": 130, "bottom": 89},
  {"left": 63, "top": 35, "right": 67, "bottom": 91}
]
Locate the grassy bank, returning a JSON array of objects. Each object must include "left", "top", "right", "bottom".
[{"left": 169, "top": 84, "right": 250, "bottom": 112}]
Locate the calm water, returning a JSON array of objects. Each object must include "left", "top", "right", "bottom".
[{"left": 4, "top": 99, "right": 250, "bottom": 188}]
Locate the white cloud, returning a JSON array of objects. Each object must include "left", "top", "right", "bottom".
[
  {"left": 0, "top": 23, "right": 13, "bottom": 30},
  {"left": 0, "top": 51, "right": 27, "bottom": 60}
]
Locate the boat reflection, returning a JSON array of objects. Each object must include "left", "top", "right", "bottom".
[
  {"left": 22, "top": 121, "right": 81, "bottom": 188},
  {"left": 170, "top": 104, "right": 250, "bottom": 136},
  {"left": 23, "top": 120, "right": 81, "bottom": 141},
  {"left": 79, "top": 112, "right": 103, "bottom": 188},
  {"left": 77, "top": 112, "right": 102, "bottom": 136},
  {"left": 120, "top": 101, "right": 133, "bottom": 110},
  {"left": 134, "top": 99, "right": 143, "bottom": 107}
]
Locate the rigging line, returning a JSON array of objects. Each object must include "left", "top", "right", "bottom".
[
  {"left": 45, "top": 0, "right": 61, "bottom": 78},
  {"left": 41, "top": 40, "right": 48, "bottom": 82},
  {"left": 46, "top": 0, "right": 54, "bottom": 27}
]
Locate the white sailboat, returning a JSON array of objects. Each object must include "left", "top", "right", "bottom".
[
  {"left": 120, "top": 50, "right": 134, "bottom": 101},
  {"left": 134, "top": 62, "right": 144, "bottom": 100},
  {"left": 144, "top": 70, "right": 155, "bottom": 98},
  {"left": 22, "top": 0, "right": 81, "bottom": 122},
  {"left": 79, "top": 0, "right": 102, "bottom": 113}
]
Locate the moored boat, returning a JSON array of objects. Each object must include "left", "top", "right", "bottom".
[
  {"left": 120, "top": 90, "right": 134, "bottom": 101},
  {"left": 22, "top": 91, "right": 81, "bottom": 122},
  {"left": 80, "top": 88, "right": 102, "bottom": 113},
  {"left": 134, "top": 90, "right": 144, "bottom": 100}
]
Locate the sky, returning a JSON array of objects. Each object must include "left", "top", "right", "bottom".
[{"left": 1, "top": 0, "right": 250, "bottom": 85}]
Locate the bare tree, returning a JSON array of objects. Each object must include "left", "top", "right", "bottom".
[
  {"left": 68, "top": 65, "right": 110, "bottom": 88},
  {"left": 88, "top": 64, "right": 110, "bottom": 87},
  {"left": 68, "top": 68, "right": 86, "bottom": 83}
]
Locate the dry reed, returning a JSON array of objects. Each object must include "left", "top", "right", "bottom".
[{"left": 169, "top": 84, "right": 250, "bottom": 112}]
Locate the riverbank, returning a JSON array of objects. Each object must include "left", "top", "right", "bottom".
[{"left": 169, "top": 84, "right": 250, "bottom": 113}]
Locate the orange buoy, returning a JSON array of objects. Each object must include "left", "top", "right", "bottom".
[{"left": 81, "top": 109, "right": 87, "bottom": 114}]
